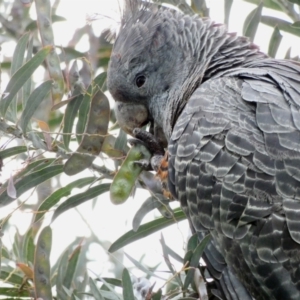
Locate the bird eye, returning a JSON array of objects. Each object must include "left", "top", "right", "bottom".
[{"left": 135, "top": 75, "right": 146, "bottom": 88}]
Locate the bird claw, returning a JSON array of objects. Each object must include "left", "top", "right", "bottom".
[{"left": 132, "top": 128, "right": 165, "bottom": 155}]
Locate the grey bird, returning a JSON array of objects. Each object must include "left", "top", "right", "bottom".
[{"left": 107, "top": 0, "right": 300, "bottom": 299}]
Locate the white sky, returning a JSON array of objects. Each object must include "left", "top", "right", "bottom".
[{"left": 1, "top": 0, "right": 300, "bottom": 294}]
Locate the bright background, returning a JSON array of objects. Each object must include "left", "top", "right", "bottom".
[{"left": 0, "top": 0, "right": 299, "bottom": 295}]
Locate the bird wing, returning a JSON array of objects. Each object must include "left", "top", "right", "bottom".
[{"left": 168, "top": 59, "right": 300, "bottom": 300}]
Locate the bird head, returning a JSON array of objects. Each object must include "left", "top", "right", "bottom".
[{"left": 107, "top": 0, "right": 188, "bottom": 140}]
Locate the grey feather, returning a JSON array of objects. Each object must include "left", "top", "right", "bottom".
[{"left": 107, "top": 1, "right": 300, "bottom": 299}]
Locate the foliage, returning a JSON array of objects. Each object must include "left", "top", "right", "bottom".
[{"left": 0, "top": 0, "right": 299, "bottom": 299}]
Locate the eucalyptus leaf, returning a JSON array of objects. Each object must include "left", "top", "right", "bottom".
[
  {"left": 122, "top": 268, "right": 135, "bottom": 300},
  {"left": 183, "top": 234, "right": 211, "bottom": 290},
  {"left": 19, "top": 80, "right": 52, "bottom": 134},
  {"left": 34, "top": 177, "right": 95, "bottom": 223},
  {"left": 243, "top": 2, "right": 263, "bottom": 42},
  {"left": 51, "top": 183, "right": 110, "bottom": 222},
  {"left": 268, "top": 26, "right": 282, "bottom": 58},
  {"left": 0, "top": 46, "right": 52, "bottom": 117},
  {"left": 109, "top": 209, "right": 186, "bottom": 253},
  {"left": 0, "top": 164, "right": 63, "bottom": 207}
]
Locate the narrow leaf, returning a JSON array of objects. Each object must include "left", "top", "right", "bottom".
[
  {"left": 64, "top": 90, "right": 110, "bottom": 175},
  {"left": 160, "top": 234, "right": 182, "bottom": 287},
  {"left": 7, "top": 174, "right": 16, "bottom": 199},
  {"left": 109, "top": 209, "right": 186, "bottom": 253},
  {"left": 55, "top": 249, "right": 69, "bottom": 299},
  {"left": 63, "top": 94, "right": 84, "bottom": 149},
  {"left": 76, "top": 72, "right": 107, "bottom": 144},
  {"left": 0, "top": 146, "right": 28, "bottom": 159},
  {"left": 63, "top": 245, "right": 81, "bottom": 289},
  {"left": 183, "top": 234, "right": 211, "bottom": 290},
  {"left": 22, "top": 228, "right": 35, "bottom": 265},
  {"left": 0, "top": 270, "right": 24, "bottom": 285},
  {"left": 261, "top": 16, "right": 300, "bottom": 37},
  {"left": 268, "top": 26, "right": 282, "bottom": 58},
  {"left": 122, "top": 268, "right": 135, "bottom": 300},
  {"left": 89, "top": 277, "right": 105, "bottom": 300},
  {"left": 243, "top": 2, "right": 263, "bottom": 42},
  {"left": 224, "top": 0, "right": 233, "bottom": 26},
  {"left": 187, "top": 234, "right": 198, "bottom": 252},
  {"left": 9, "top": 32, "right": 31, "bottom": 120},
  {"left": 23, "top": 36, "right": 34, "bottom": 107},
  {"left": 288, "top": 0, "right": 300, "bottom": 4},
  {"left": 0, "top": 46, "right": 52, "bottom": 116},
  {"left": 152, "top": 289, "right": 162, "bottom": 300},
  {"left": 34, "top": 226, "right": 52, "bottom": 300},
  {"left": 0, "top": 287, "right": 30, "bottom": 297},
  {"left": 125, "top": 253, "right": 164, "bottom": 280},
  {"left": 51, "top": 183, "right": 110, "bottom": 222},
  {"left": 133, "top": 196, "right": 166, "bottom": 232},
  {"left": 19, "top": 80, "right": 52, "bottom": 134},
  {"left": 38, "top": 120, "right": 52, "bottom": 150},
  {"left": 11, "top": 33, "right": 30, "bottom": 75},
  {"left": 97, "top": 277, "right": 122, "bottom": 287},
  {"left": 34, "top": 177, "right": 95, "bottom": 223},
  {"left": 0, "top": 164, "right": 63, "bottom": 207}
]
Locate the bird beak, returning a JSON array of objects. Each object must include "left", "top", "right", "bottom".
[{"left": 114, "top": 101, "right": 149, "bottom": 135}]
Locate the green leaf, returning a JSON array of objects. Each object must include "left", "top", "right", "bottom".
[
  {"left": 160, "top": 234, "right": 182, "bottom": 287},
  {"left": 261, "top": 16, "right": 300, "bottom": 37},
  {"left": 19, "top": 80, "right": 52, "bottom": 134},
  {"left": 11, "top": 33, "right": 30, "bottom": 76},
  {"left": 268, "top": 25, "right": 282, "bottom": 58},
  {"left": 133, "top": 196, "right": 169, "bottom": 232},
  {"left": 243, "top": 0, "right": 281, "bottom": 11},
  {"left": 224, "top": 0, "right": 233, "bottom": 26},
  {"left": 9, "top": 33, "right": 31, "bottom": 121},
  {"left": 25, "top": 15, "right": 66, "bottom": 31},
  {"left": 109, "top": 209, "right": 186, "bottom": 253},
  {"left": 22, "top": 228, "right": 35, "bottom": 265},
  {"left": 0, "top": 46, "right": 52, "bottom": 117},
  {"left": 288, "top": 0, "right": 300, "bottom": 4},
  {"left": 0, "top": 270, "right": 24, "bottom": 285},
  {"left": 76, "top": 93, "right": 91, "bottom": 144},
  {"left": 187, "top": 234, "right": 198, "bottom": 252},
  {"left": 0, "top": 164, "right": 63, "bottom": 207},
  {"left": 94, "top": 71, "right": 107, "bottom": 91},
  {"left": 291, "top": 21, "right": 300, "bottom": 29},
  {"left": 63, "top": 94, "right": 84, "bottom": 149},
  {"left": 63, "top": 245, "right": 81, "bottom": 289},
  {"left": 89, "top": 277, "right": 105, "bottom": 300},
  {"left": 97, "top": 277, "right": 122, "bottom": 287},
  {"left": 0, "top": 146, "right": 28, "bottom": 159},
  {"left": 23, "top": 36, "right": 34, "bottom": 107},
  {"left": 124, "top": 253, "right": 164, "bottom": 280},
  {"left": 0, "top": 288, "right": 30, "bottom": 297},
  {"left": 152, "top": 289, "right": 162, "bottom": 300},
  {"left": 183, "top": 234, "right": 211, "bottom": 290},
  {"left": 64, "top": 90, "right": 110, "bottom": 175},
  {"left": 243, "top": 2, "right": 263, "bottom": 42},
  {"left": 34, "top": 226, "right": 52, "bottom": 300},
  {"left": 52, "top": 183, "right": 110, "bottom": 221},
  {"left": 55, "top": 249, "right": 69, "bottom": 299},
  {"left": 76, "top": 72, "right": 107, "bottom": 144},
  {"left": 122, "top": 268, "right": 135, "bottom": 300},
  {"left": 34, "top": 177, "right": 95, "bottom": 223},
  {"left": 161, "top": 243, "right": 183, "bottom": 264}
]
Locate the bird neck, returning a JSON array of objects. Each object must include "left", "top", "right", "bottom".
[{"left": 163, "top": 18, "right": 267, "bottom": 139}]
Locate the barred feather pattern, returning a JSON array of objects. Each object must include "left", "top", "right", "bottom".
[{"left": 168, "top": 59, "right": 300, "bottom": 300}]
